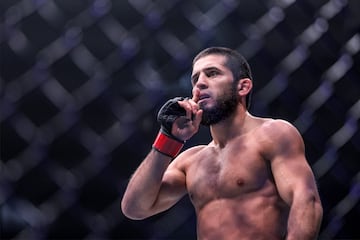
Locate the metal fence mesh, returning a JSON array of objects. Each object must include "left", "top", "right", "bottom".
[{"left": 1, "top": 0, "right": 359, "bottom": 239}]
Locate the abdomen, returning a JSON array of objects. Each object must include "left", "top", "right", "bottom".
[{"left": 196, "top": 194, "right": 288, "bottom": 240}]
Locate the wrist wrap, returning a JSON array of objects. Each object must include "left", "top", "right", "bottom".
[{"left": 152, "top": 131, "right": 184, "bottom": 158}]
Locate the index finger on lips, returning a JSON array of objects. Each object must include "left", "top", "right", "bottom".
[
  {"left": 192, "top": 88, "right": 200, "bottom": 103},
  {"left": 188, "top": 99, "right": 199, "bottom": 115}
]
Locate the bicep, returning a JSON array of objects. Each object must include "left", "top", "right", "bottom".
[
  {"left": 269, "top": 121, "right": 319, "bottom": 205},
  {"left": 272, "top": 155, "right": 318, "bottom": 205},
  {"left": 152, "top": 163, "right": 187, "bottom": 213}
]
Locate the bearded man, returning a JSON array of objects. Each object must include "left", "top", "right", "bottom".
[{"left": 121, "top": 47, "right": 323, "bottom": 240}]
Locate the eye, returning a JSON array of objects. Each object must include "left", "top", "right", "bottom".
[
  {"left": 207, "top": 70, "right": 219, "bottom": 77},
  {"left": 191, "top": 74, "right": 199, "bottom": 85}
]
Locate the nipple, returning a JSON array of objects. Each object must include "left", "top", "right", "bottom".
[{"left": 237, "top": 178, "right": 244, "bottom": 186}]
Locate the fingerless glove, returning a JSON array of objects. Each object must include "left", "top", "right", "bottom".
[{"left": 152, "top": 97, "right": 186, "bottom": 158}]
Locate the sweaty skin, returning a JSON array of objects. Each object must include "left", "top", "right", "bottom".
[
  {"left": 167, "top": 118, "right": 301, "bottom": 239},
  {"left": 121, "top": 54, "right": 323, "bottom": 240}
]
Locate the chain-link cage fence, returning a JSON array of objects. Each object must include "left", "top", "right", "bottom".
[{"left": 1, "top": 0, "right": 359, "bottom": 239}]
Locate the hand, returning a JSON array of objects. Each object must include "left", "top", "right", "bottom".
[
  {"left": 172, "top": 89, "right": 203, "bottom": 141},
  {"left": 157, "top": 90, "right": 202, "bottom": 141}
]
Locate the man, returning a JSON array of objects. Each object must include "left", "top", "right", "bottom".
[{"left": 121, "top": 47, "right": 323, "bottom": 239}]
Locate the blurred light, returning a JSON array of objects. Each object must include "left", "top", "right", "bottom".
[
  {"left": 280, "top": 44, "right": 309, "bottom": 73},
  {"left": 276, "top": 0, "right": 296, "bottom": 8},
  {"left": 145, "top": 10, "right": 163, "bottom": 28},
  {"left": 92, "top": 0, "right": 111, "bottom": 17},
  {"left": 330, "top": 118, "right": 357, "bottom": 148},
  {"left": 5, "top": 5, "right": 22, "bottom": 26},
  {"left": 257, "top": 73, "right": 288, "bottom": 103},
  {"left": 306, "top": 81, "right": 333, "bottom": 110},
  {"left": 323, "top": 54, "right": 352, "bottom": 83},
  {"left": 320, "top": 0, "right": 348, "bottom": 19},
  {"left": 135, "top": 62, "right": 163, "bottom": 90},
  {"left": 222, "top": 0, "right": 238, "bottom": 9},
  {"left": 269, "top": 7, "right": 285, "bottom": 22},
  {"left": 313, "top": 146, "right": 338, "bottom": 178},
  {"left": 42, "top": 78, "right": 72, "bottom": 108},
  {"left": 120, "top": 37, "right": 139, "bottom": 59},
  {"left": 349, "top": 99, "right": 360, "bottom": 119},
  {"left": 99, "top": 17, "right": 127, "bottom": 45},
  {"left": 345, "top": 33, "right": 360, "bottom": 55},
  {"left": 14, "top": 114, "right": 36, "bottom": 142},
  {"left": 71, "top": 45, "right": 98, "bottom": 75},
  {"left": 299, "top": 18, "right": 328, "bottom": 45},
  {"left": 64, "top": 27, "right": 83, "bottom": 48},
  {"left": 157, "top": 32, "right": 190, "bottom": 62},
  {"left": 38, "top": 0, "right": 65, "bottom": 27},
  {"left": 52, "top": 167, "right": 79, "bottom": 190},
  {"left": 8, "top": 30, "right": 28, "bottom": 53},
  {"left": 257, "top": 7, "right": 284, "bottom": 33}
]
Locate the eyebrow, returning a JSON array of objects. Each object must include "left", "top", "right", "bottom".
[{"left": 191, "top": 66, "right": 222, "bottom": 83}]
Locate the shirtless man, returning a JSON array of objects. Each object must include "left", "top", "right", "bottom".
[{"left": 121, "top": 47, "right": 323, "bottom": 239}]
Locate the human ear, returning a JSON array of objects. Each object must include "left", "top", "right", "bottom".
[{"left": 238, "top": 78, "right": 252, "bottom": 96}]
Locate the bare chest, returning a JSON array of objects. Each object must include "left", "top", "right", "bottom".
[{"left": 186, "top": 143, "right": 272, "bottom": 209}]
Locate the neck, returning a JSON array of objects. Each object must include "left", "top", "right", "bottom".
[{"left": 209, "top": 105, "right": 250, "bottom": 148}]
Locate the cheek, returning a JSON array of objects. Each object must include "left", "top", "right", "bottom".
[{"left": 217, "top": 84, "right": 235, "bottom": 98}]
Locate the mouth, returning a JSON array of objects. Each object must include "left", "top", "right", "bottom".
[
  {"left": 199, "top": 93, "right": 210, "bottom": 101},
  {"left": 198, "top": 93, "right": 211, "bottom": 104}
]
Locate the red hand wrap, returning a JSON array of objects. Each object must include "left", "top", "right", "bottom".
[{"left": 152, "top": 131, "right": 184, "bottom": 158}]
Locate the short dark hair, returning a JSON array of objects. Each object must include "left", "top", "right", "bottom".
[{"left": 192, "top": 47, "right": 253, "bottom": 109}]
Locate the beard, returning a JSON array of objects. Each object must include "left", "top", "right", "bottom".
[{"left": 200, "top": 85, "right": 238, "bottom": 126}]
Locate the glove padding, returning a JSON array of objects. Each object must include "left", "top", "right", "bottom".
[{"left": 157, "top": 97, "right": 186, "bottom": 140}]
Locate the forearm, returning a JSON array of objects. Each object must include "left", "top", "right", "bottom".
[
  {"left": 121, "top": 96, "right": 199, "bottom": 219},
  {"left": 121, "top": 149, "right": 171, "bottom": 219},
  {"left": 286, "top": 197, "right": 323, "bottom": 240}
]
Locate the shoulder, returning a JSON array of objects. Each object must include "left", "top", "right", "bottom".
[
  {"left": 258, "top": 119, "right": 302, "bottom": 140},
  {"left": 256, "top": 118, "right": 305, "bottom": 158},
  {"left": 180, "top": 144, "right": 208, "bottom": 156},
  {"left": 170, "top": 144, "right": 208, "bottom": 169}
]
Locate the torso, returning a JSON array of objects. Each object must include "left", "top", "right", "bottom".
[{"left": 178, "top": 119, "right": 289, "bottom": 240}]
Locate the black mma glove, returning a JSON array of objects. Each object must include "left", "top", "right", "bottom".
[
  {"left": 152, "top": 97, "right": 186, "bottom": 158},
  {"left": 157, "top": 97, "right": 187, "bottom": 141}
]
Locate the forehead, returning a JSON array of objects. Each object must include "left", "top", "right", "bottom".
[{"left": 192, "top": 54, "right": 228, "bottom": 74}]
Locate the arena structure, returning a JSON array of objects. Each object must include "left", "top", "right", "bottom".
[{"left": 1, "top": 0, "right": 359, "bottom": 239}]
